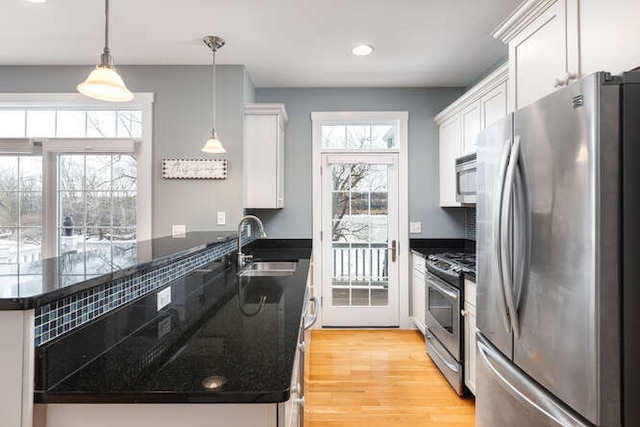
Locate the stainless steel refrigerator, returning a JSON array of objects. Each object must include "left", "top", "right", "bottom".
[{"left": 476, "top": 71, "right": 639, "bottom": 427}]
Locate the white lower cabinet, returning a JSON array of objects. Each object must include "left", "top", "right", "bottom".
[
  {"left": 410, "top": 253, "right": 426, "bottom": 334},
  {"left": 463, "top": 278, "right": 477, "bottom": 395}
]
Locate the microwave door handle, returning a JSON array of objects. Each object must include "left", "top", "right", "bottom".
[
  {"left": 494, "top": 139, "right": 513, "bottom": 334},
  {"left": 501, "top": 136, "right": 521, "bottom": 338}
]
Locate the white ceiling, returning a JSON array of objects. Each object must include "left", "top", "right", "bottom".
[{"left": 1, "top": 0, "right": 522, "bottom": 88}]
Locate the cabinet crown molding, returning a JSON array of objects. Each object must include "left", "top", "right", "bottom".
[
  {"left": 244, "top": 103, "right": 288, "bottom": 123},
  {"left": 492, "top": 0, "right": 559, "bottom": 43},
  {"left": 434, "top": 63, "right": 509, "bottom": 125}
]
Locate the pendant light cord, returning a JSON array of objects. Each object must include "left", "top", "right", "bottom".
[
  {"left": 212, "top": 48, "right": 216, "bottom": 133},
  {"left": 104, "top": 0, "right": 110, "bottom": 54}
]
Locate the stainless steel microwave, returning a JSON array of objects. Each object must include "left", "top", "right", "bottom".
[{"left": 455, "top": 153, "right": 476, "bottom": 204}]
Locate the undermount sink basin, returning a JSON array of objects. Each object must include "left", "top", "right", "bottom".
[{"left": 238, "top": 261, "right": 298, "bottom": 277}]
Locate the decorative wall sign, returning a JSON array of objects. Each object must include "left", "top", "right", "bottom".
[{"left": 162, "top": 159, "right": 227, "bottom": 180}]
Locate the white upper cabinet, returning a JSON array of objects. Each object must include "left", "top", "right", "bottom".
[
  {"left": 438, "top": 115, "right": 462, "bottom": 207},
  {"left": 435, "top": 63, "right": 508, "bottom": 207},
  {"left": 461, "top": 101, "right": 481, "bottom": 155},
  {"left": 494, "top": 0, "right": 640, "bottom": 110},
  {"left": 243, "top": 104, "right": 288, "bottom": 209}
]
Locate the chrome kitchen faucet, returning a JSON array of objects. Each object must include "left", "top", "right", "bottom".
[{"left": 237, "top": 215, "right": 267, "bottom": 268}]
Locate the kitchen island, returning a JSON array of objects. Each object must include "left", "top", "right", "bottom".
[{"left": 0, "top": 234, "right": 312, "bottom": 427}]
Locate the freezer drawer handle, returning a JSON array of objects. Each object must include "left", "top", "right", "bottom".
[{"left": 476, "top": 334, "right": 589, "bottom": 427}]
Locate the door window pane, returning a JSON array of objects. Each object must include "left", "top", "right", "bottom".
[
  {"left": 0, "top": 111, "right": 26, "bottom": 137},
  {"left": 330, "top": 162, "right": 389, "bottom": 308},
  {"left": 56, "top": 111, "right": 86, "bottom": 137},
  {"left": 87, "top": 111, "right": 117, "bottom": 138},
  {"left": 0, "top": 156, "right": 43, "bottom": 263},
  {"left": 26, "top": 110, "right": 56, "bottom": 138},
  {"left": 58, "top": 154, "right": 137, "bottom": 274}
]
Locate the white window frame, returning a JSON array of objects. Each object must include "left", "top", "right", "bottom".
[
  {"left": 0, "top": 93, "right": 154, "bottom": 258},
  {"left": 311, "top": 111, "right": 410, "bottom": 329}
]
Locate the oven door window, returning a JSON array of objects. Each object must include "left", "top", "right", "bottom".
[{"left": 428, "top": 286, "right": 454, "bottom": 333}]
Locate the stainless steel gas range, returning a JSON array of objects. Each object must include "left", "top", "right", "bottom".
[{"left": 424, "top": 252, "right": 476, "bottom": 396}]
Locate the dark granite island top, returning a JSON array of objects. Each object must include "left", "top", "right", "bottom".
[
  {"left": 34, "top": 240, "right": 312, "bottom": 404},
  {"left": 0, "top": 231, "right": 237, "bottom": 310}
]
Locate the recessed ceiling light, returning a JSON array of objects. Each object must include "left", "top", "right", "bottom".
[
  {"left": 352, "top": 44, "right": 374, "bottom": 57},
  {"left": 25, "top": 0, "right": 47, "bottom": 3}
]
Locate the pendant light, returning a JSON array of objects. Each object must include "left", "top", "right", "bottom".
[
  {"left": 77, "top": 0, "right": 133, "bottom": 102},
  {"left": 201, "top": 35, "right": 226, "bottom": 154}
]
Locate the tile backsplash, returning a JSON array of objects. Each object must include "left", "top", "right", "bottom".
[
  {"left": 34, "top": 236, "right": 250, "bottom": 347},
  {"left": 466, "top": 208, "right": 476, "bottom": 241}
]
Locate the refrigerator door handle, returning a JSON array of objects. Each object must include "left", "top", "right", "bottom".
[
  {"left": 494, "top": 138, "right": 513, "bottom": 334},
  {"left": 476, "top": 334, "right": 590, "bottom": 427},
  {"left": 501, "top": 136, "right": 521, "bottom": 338},
  {"left": 513, "top": 160, "right": 530, "bottom": 314}
]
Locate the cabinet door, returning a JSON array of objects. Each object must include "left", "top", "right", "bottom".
[
  {"left": 580, "top": 0, "right": 640, "bottom": 76},
  {"left": 244, "top": 114, "right": 279, "bottom": 208},
  {"left": 510, "top": 0, "right": 573, "bottom": 109},
  {"left": 276, "top": 120, "right": 285, "bottom": 208},
  {"left": 464, "top": 301, "right": 477, "bottom": 395},
  {"left": 481, "top": 81, "right": 507, "bottom": 129},
  {"left": 461, "top": 101, "right": 481, "bottom": 155},
  {"left": 439, "top": 115, "right": 461, "bottom": 207},
  {"left": 411, "top": 260, "right": 426, "bottom": 334}
]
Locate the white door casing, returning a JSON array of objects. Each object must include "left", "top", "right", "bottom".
[{"left": 311, "top": 111, "right": 409, "bottom": 329}]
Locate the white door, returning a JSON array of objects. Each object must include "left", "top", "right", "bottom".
[{"left": 321, "top": 153, "right": 399, "bottom": 326}]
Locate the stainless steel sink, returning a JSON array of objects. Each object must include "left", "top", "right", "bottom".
[{"left": 237, "top": 261, "right": 298, "bottom": 277}]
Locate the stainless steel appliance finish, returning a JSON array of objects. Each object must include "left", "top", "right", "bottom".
[
  {"left": 424, "top": 252, "right": 475, "bottom": 396},
  {"left": 455, "top": 152, "right": 477, "bottom": 204},
  {"left": 476, "top": 72, "right": 637, "bottom": 427}
]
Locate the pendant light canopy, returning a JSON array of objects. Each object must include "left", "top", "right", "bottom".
[
  {"left": 201, "top": 35, "right": 226, "bottom": 154},
  {"left": 77, "top": 0, "right": 133, "bottom": 102}
]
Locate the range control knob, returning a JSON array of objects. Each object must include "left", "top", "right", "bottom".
[{"left": 427, "top": 255, "right": 437, "bottom": 261}]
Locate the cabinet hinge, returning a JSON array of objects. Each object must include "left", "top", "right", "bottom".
[
  {"left": 320, "top": 231, "right": 323, "bottom": 241},
  {"left": 321, "top": 296, "right": 323, "bottom": 307},
  {"left": 320, "top": 166, "right": 322, "bottom": 176}
]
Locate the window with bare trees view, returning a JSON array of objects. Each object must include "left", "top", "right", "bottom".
[{"left": 0, "top": 108, "right": 141, "bottom": 266}]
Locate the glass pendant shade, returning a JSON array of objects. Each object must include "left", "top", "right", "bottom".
[
  {"left": 78, "top": 0, "right": 132, "bottom": 103},
  {"left": 77, "top": 64, "right": 133, "bottom": 102},
  {"left": 201, "top": 130, "right": 226, "bottom": 153}
]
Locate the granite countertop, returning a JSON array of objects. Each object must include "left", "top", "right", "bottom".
[
  {"left": 0, "top": 231, "right": 236, "bottom": 310},
  {"left": 34, "top": 239, "right": 312, "bottom": 404}
]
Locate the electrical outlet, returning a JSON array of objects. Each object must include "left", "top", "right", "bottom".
[
  {"left": 157, "top": 286, "right": 171, "bottom": 311},
  {"left": 172, "top": 224, "right": 186, "bottom": 237},
  {"left": 217, "top": 211, "right": 226, "bottom": 225},
  {"left": 157, "top": 316, "right": 172, "bottom": 339},
  {"left": 410, "top": 221, "right": 422, "bottom": 234}
]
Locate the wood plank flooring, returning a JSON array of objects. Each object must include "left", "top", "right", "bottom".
[{"left": 304, "top": 329, "right": 475, "bottom": 427}]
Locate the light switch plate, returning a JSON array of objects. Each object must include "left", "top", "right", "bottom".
[
  {"left": 172, "top": 224, "right": 186, "bottom": 237},
  {"left": 217, "top": 211, "right": 226, "bottom": 225},
  {"left": 157, "top": 286, "right": 171, "bottom": 311},
  {"left": 410, "top": 221, "right": 422, "bottom": 234}
]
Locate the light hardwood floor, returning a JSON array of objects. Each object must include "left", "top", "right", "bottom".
[{"left": 304, "top": 329, "right": 475, "bottom": 427}]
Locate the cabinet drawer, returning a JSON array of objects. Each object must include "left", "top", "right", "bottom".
[{"left": 464, "top": 278, "right": 476, "bottom": 306}]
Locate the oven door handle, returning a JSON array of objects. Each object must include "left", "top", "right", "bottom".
[{"left": 426, "top": 275, "right": 458, "bottom": 299}]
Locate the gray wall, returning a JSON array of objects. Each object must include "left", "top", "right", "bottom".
[
  {"left": 0, "top": 65, "right": 253, "bottom": 238},
  {"left": 251, "top": 87, "right": 467, "bottom": 238}
]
